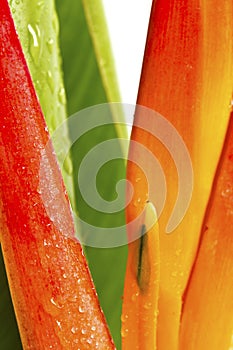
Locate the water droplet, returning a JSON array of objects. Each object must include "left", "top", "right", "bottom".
[
  {"left": 78, "top": 306, "right": 84, "bottom": 313},
  {"left": 50, "top": 298, "right": 57, "bottom": 306},
  {"left": 50, "top": 297, "right": 63, "bottom": 309},
  {"left": 121, "top": 314, "right": 129, "bottom": 323},
  {"left": 56, "top": 320, "right": 62, "bottom": 329},
  {"left": 143, "top": 302, "right": 152, "bottom": 310},
  {"left": 131, "top": 291, "right": 139, "bottom": 302},
  {"left": 46, "top": 38, "right": 54, "bottom": 54},
  {"left": 43, "top": 239, "right": 49, "bottom": 247},
  {"left": 58, "top": 86, "right": 66, "bottom": 105},
  {"left": 37, "top": 0, "right": 44, "bottom": 8},
  {"left": 81, "top": 329, "right": 87, "bottom": 335},
  {"left": 121, "top": 328, "right": 129, "bottom": 338},
  {"left": 91, "top": 326, "right": 96, "bottom": 331},
  {"left": 67, "top": 293, "right": 79, "bottom": 303},
  {"left": 47, "top": 70, "right": 55, "bottom": 93},
  {"left": 28, "top": 24, "right": 41, "bottom": 65},
  {"left": 221, "top": 187, "right": 232, "bottom": 199},
  {"left": 71, "top": 326, "right": 77, "bottom": 334}
]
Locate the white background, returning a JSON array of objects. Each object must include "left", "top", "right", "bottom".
[{"left": 102, "top": 1, "right": 153, "bottom": 104}]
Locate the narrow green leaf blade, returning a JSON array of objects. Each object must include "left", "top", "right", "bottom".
[{"left": 56, "top": 2, "right": 127, "bottom": 349}]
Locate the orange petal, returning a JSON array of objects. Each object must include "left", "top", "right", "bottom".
[
  {"left": 180, "top": 114, "right": 233, "bottom": 349},
  {"left": 127, "top": 0, "right": 233, "bottom": 348}
]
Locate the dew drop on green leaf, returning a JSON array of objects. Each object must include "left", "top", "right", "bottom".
[{"left": 27, "top": 23, "right": 41, "bottom": 65}]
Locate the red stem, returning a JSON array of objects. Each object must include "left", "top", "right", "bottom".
[{"left": 0, "top": 1, "right": 115, "bottom": 349}]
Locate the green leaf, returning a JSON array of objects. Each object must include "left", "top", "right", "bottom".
[{"left": 55, "top": 1, "right": 127, "bottom": 349}]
